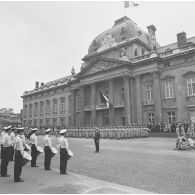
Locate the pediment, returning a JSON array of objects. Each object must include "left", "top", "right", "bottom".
[
  {"left": 78, "top": 58, "right": 128, "bottom": 77},
  {"left": 161, "top": 75, "right": 175, "bottom": 80},
  {"left": 183, "top": 71, "right": 195, "bottom": 77}
]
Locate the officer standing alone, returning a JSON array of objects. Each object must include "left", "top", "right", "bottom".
[
  {"left": 94, "top": 127, "right": 100, "bottom": 153},
  {"left": 30, "top": 128, "right": 38, "bottom": 167},
  {"left": 14, "top": 127, "right": 25, "bottom": 182},
  {"left": 1, "top": 125, "right": 12, "bottom": 177},
  {"left": 43, "top": 128, "right": 53, "bottom": 170},
  {"left": 58, "top": 129, "right": 69, "bottom": 174}
]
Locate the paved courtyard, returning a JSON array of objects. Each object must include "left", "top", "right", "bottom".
[{"left": 1, "top": 136, "right": 195, "bottom": 193}]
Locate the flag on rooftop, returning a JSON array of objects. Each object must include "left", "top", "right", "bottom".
[{"left": 124, "top": 1, "right": 139, "bottom": 8}]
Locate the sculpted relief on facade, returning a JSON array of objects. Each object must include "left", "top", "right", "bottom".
[
  {"left": 84, "top": 61, "right": 119, "bottom": 75},
  {"left": 98, "top": 33, "right": 117, "bottom": 52}
]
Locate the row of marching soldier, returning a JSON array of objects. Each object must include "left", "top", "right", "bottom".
[{"left": 0, "top": 126, "right": 72, "bottom": 182}]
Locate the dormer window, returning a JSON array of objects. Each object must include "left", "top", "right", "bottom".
[
  {"left": 185, "top": 56, "right": 193, "bottom": 63},
  {"left": 142, "top": 48, "right": 145, "bottom": 56},
  {"left": 134, "top": 47, "right": 138, "bottom": 57},
  {"left": 165, "top": 62, "right": 170, "bottom": 68},
  {"left": 120, "top": 27, "right": 127, "bottom": 40}
]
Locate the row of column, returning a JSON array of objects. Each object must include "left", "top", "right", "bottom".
[{"left": 71, "top": 72, "right": 162, "bottom": 127}]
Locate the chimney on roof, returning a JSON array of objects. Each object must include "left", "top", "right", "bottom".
[
  {"left": 35, "top": 81, "right": 39, "bottom": 89},
  {"left": 147, "top": 25, "right": 157, "bottom": 51},
  {"left": 177, "top": 32, "right": 187, "bottom": 48},
  {"left": 41, "top": 82, "right": 44, "bottom": 87}
]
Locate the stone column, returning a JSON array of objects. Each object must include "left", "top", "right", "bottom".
[
  {"left": 91, "top": 84, "right": 96, "bottom": 126},
  {"left": 124, "top": 76, "right": 131, "bottom": 125},
  {"left": 108, "top": 79, "right": 114, "bottom": 126},
  {"left": 135, "top": 75, "right": 143, "bottom": 125},
  {"left": 79, "top": 86, "right": 85, "bottom": 127},
  {"left": 153, "top": 71, "right": 162, "bottom": 123},
  {"left": 71, "top": 90, "right": 76, "bottom": 127}
]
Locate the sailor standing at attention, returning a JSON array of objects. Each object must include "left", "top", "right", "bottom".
[
  {"left": 58, "top": 129, "right": 69, "bottom": 175},
  {"left": 43, "top": 128, "right": 53, "bottom": 170},
  {"left": 1, "top": 125, "right": 12, "bottom": 177},
  {"left": 9, "top": 127, "right": 16, "bottom": 161},
  {"left": 0, "top": 127, "right": 6, "bottom": 159},
  {"left": 14, "top": 127, "right": 25, "bottom": 182},
  {"left": 30, "top": 128, "right": 38, "bottom": 167}
]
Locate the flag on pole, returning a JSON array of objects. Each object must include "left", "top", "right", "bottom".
[
  {"left": 100, "top": 91, "right": 114, "bottom": 109},
  {"left": 124, "top": 1, "right": 139, "bottom": 8},
  {"left": 124, "top": 1, "right": 129, "bottom": 8}
]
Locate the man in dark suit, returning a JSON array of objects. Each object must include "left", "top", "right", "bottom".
[{"left": 94, "top": 127, "right": 100, "bottom": 153}]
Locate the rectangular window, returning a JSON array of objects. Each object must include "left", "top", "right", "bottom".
[
  {"left": 34, "top": 103, "right": 38, "bottom": 117},
  {"left": 34, "top": 119, "right": 37, "bottom": 127},
  {"left": 46, "top": 118, "right": 50, "bottom": 128},
  {"left": 46, "top": 101, "right": 50, "bottom": 115},
  {"left": 167, "top": 112, "right": 176, "bottom": 123},
  {"left": 53, "top": 118, "right": 57, "bottom": 127},
  {"left": 165, "top": 81, "right": 174, "bottom": 99},
  {"left": 148, "top": 113, "right": 155, "bottom": 124},
  {"left": 146, "top": 83, "right": 153, "bottom": 100},
  {"left": 24, "top": 105, "right": 27, "bottom": 117},
  {"left": 29, "top": 104, "right": 33, "bottom": 118},
  {"left": 121, "top": 87, "right": 125, "bottom": 102},
  {"left": 186, "top": 77, "right": 195, "bottom": 96},
  {"left": 53, "top": 99, "right": 57, "bottom": 114},
  {"left": 60, "top": 98, "right": 65, "bottom": 114},
  {"left": 40, "top": 119, "right": 43, "bottom": 128},
  {"left": 40, "top": 102, "right": 44, "bottom": 116},
  {"left": 60, "top": 117, "right": 65, "bottom": 127}
]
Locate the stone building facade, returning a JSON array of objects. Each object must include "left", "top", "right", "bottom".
[
  {"left": 22, "top": 76, "right": 73, "bottom": 128},
  {"left": 21, "top": 16, "right": 195, "bottom": 128}
]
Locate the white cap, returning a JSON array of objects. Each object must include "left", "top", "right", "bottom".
[
  {"left": 4, "top": 125, "right": 12, "bottom": 130},
  {"left": 30, "top": 128, "right": 38, "bottom": 131},
  {"left": 45, "top": 128, "right": 51, "bottom": 133},
  {"left": 60, "top": 129, "right": 67, "bottom": 134},
  {"left": 16, "top": 127, "right": 25, "bottom": 132}
]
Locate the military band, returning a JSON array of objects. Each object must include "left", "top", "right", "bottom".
[{"left": 0, "top": 124, "right": 149, "bottom": 183}]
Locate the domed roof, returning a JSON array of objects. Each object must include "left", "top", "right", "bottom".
[{"left": 88, "top": 16, "right": 150, "bottom": 55}]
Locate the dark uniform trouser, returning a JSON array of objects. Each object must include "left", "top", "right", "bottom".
[
  {"left": 0, "top": 145, "right": 3, "bottom": 159},
  {"left": 44, "top": 146, "right": 52, "bottom": 170},
  {"left": 1, "top": 147, "right": 10, "bottom": 176},
  {"left": 94, "top": 140, "right": 99, "bottom": 152},
  {"left": 10, "top": 146, "right": 14, "bottom": 161},
  {"left": 14, "top": 150, "right": 23, "bottom": 181},
  {"left": 60, "top": 148, "right": 68, "bottom": 173},
  {"left": 31, "top": 144, "right": 37, "bottom": 166}
]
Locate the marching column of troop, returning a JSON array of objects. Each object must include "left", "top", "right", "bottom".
[
  {"left": 66, "top": 126, "right": 149, "bottom": 139},
  {"left": 0, "top": 126, "right": 72, "bottom": 183}
]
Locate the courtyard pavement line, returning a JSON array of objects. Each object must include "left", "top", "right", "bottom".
[{"left": 37, "top": 163, "right": 154, "bottom": 194}]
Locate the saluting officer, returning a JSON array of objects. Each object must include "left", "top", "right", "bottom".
[
  {"left": 43, "top": 128, "right": 53, "bottom": 170},
  {"left": 1, "top": 125, "right": 12, "bottom": 177},
  {"left": 14, "top": 127, "right": 25, "bottom": 182},
  {"left": 58, "top": 129, "right": 69, "bottom": 174},
  {"left": 30, "top": 128, "right": 38, "bottom": 167},
  {"left": 94, "top": 127, "right": 100, "bottom": 153}
]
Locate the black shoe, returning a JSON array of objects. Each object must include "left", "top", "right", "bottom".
[
  {"left": 31, "top": 165, "right": 39, "bottom": 167},
  {"left": 15, "top": 179, "right": 24, "bottom": 182},
  {"left": 1, "top": 174, "right": 10, "bottom": 177},
  {"left": 45, "top": 168, "right": 52, "bottom": 170}
]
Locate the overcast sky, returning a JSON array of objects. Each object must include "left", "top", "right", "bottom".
[{"left": 0, "top": 1, "right": 195, "bottom": 113}]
